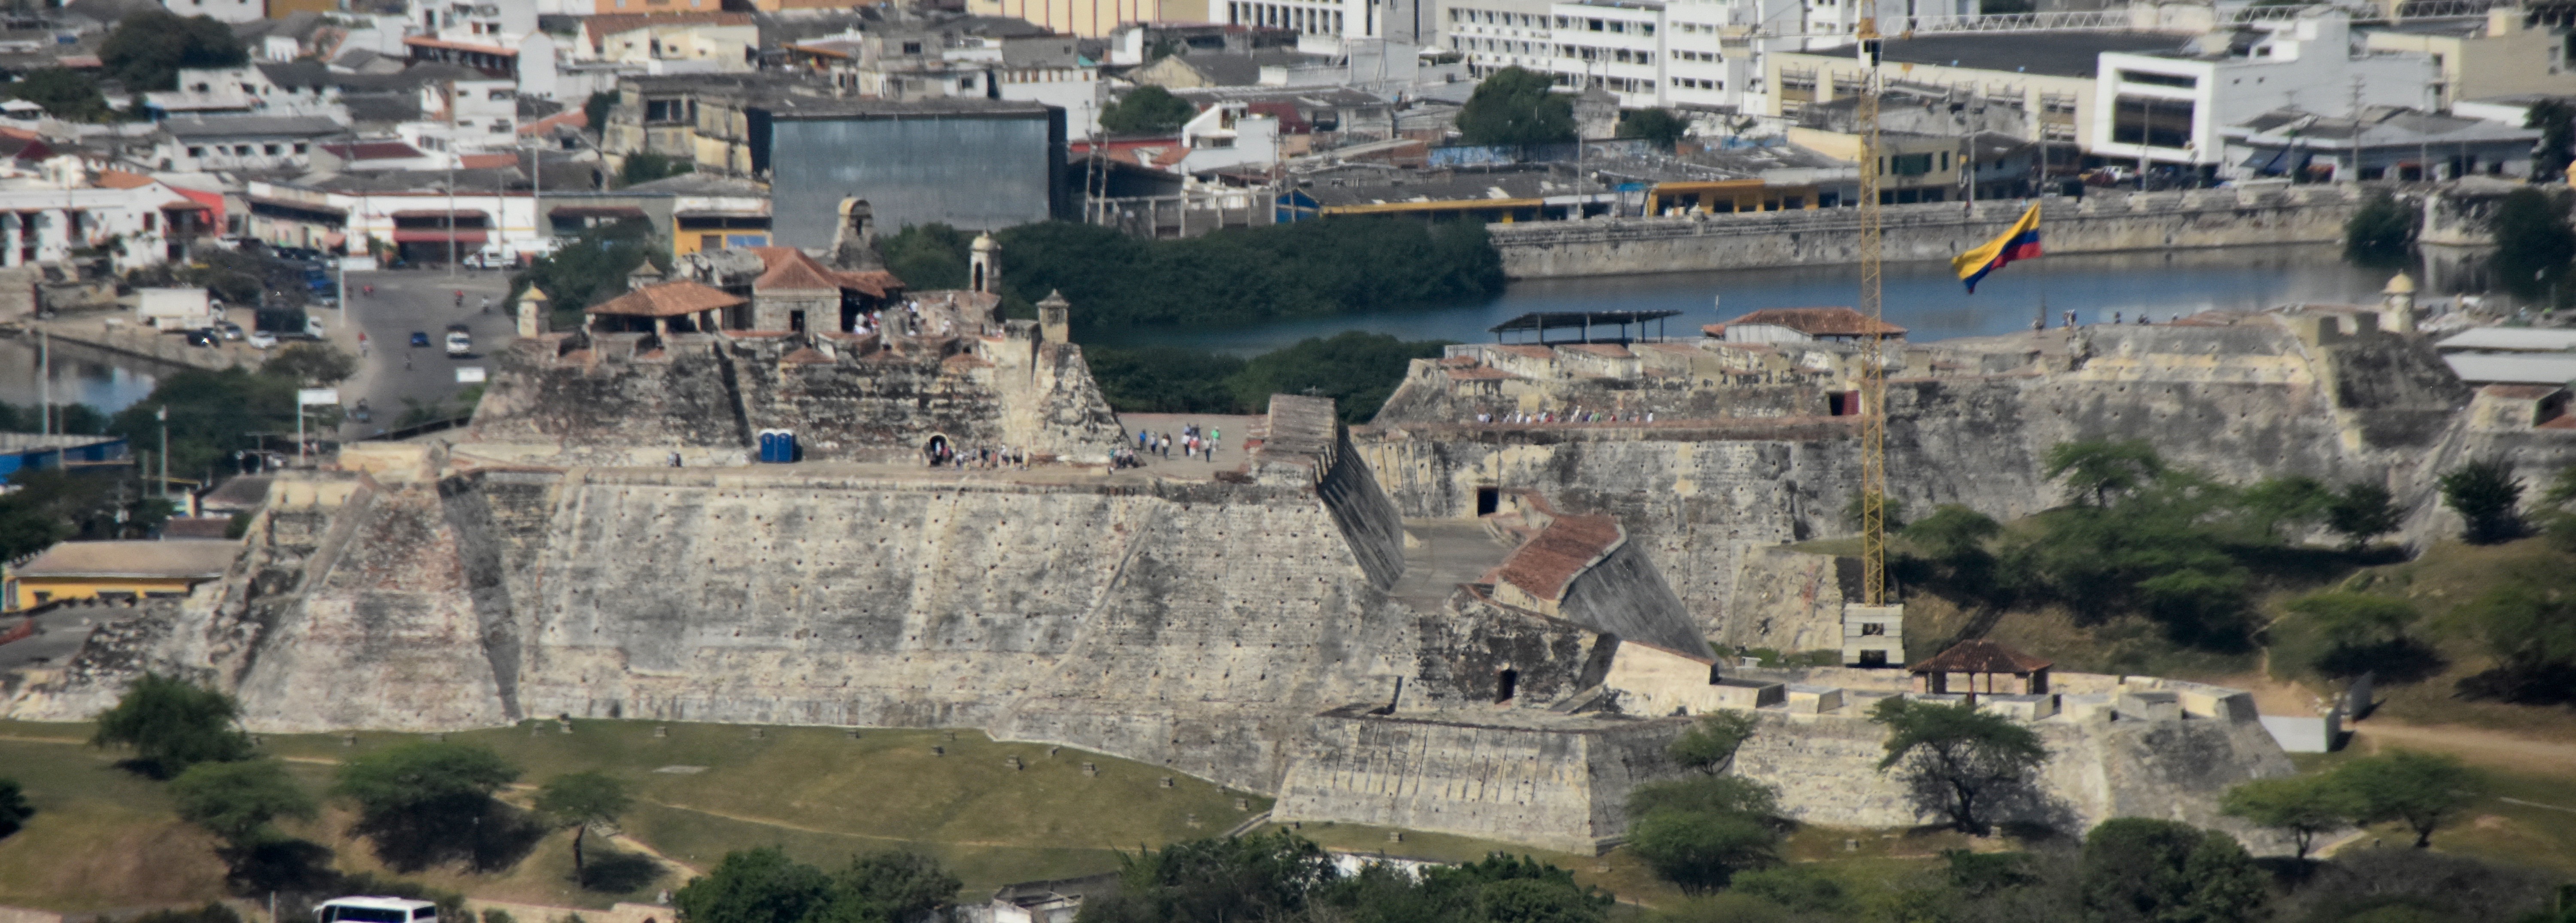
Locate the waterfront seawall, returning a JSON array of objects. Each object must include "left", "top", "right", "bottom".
[{"left": 1489, "top": 185, "right": 2363, "bottom": 279}]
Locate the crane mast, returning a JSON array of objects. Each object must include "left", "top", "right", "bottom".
[{"left": 1855, "top": 18, "right": 1889, "bottom": 607}]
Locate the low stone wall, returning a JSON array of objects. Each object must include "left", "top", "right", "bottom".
[{"left": 1488, "top": 186, "right": 2363, "bottom": 278}]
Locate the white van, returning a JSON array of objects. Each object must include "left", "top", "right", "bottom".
[{"left": 315, "top": 897, "right": 437, "bottom": 923}]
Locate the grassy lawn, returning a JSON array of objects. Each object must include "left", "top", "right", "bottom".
[
  {"left": 0, "top": 720, "right": 1270, "bottom": 912},
  {"left": 2289, "top": 750, "right": 2576, "bottom": 877}
]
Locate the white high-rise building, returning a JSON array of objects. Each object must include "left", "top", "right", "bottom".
[{"left": 1438, "top": 0, "right": 1970, "bottom": 122}]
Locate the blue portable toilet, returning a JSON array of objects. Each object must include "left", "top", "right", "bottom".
[
  {"left": 755, "top": 430, "right": 782, "bottom": 463},
  {"left": 777, "top": 430, "right": 798, "bottom": 462}
]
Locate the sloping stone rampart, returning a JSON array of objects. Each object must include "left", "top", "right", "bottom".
[{"left": 1488, "top": 187, "right": 2360, "bottom": 278}]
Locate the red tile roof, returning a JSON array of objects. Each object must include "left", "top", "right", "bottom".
[
  {"left": 1724, "top": 307, "right": 1906, "bottom": 337},
  {"left": 586, "top": 280, "right": 745, "bottom": 318},
  {"left": 1493, "top": 514, "right": 1622, "bottom": 603},
  {"left": 1908, "top": 639, "right": 2052, "bottom": 675},
  {"left": 745, "top": 246, "right": 902, "bottom": 298}
]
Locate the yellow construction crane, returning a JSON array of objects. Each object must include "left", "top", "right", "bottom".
[{"left": 1855, "top": 18, "right": 1890, "bottom": 608}]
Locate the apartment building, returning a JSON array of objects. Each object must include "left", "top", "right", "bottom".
[{"left": 1438, "top": 0, "right": 1945, "bottom": 117}]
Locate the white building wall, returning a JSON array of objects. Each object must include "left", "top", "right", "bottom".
[
  {"left": 2091, "top": 13, "right": 2431, "bottom": 169},
  {"left": 161, "top": 0, "right": 263, "bottom": 24}
]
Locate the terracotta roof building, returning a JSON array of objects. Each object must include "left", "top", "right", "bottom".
[
  {"left": 1717, "top": 307, "right": 1908, "bottom": 345},
  {"left": 585, "top": 280, "right": 747, "bottom": 334}
]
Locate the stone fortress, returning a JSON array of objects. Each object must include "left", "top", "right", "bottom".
[{"left": 10, "top": 228, "right": 2575, "bottom": 856}]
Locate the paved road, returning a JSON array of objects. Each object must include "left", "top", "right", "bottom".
[{"left": 324, "top": 268, "right": 516, "bottom": 440}]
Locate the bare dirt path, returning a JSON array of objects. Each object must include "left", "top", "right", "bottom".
[{"left": 2347, "top": 720, "right": 2576, "bottom": 779}]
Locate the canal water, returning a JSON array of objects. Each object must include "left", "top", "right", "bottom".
[
  {"left": 0, "top": 336, "right": 164, "bottom": 416},
  {"left": 6, "top": 244, "right": 2392, "bottom": 414},
  {"left": 1088, "top": 243, "right": 2396, "bottom": 354}
]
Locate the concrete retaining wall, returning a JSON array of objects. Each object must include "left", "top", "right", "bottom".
[{"left": 1488, "top": 186, "right": 2362, "bottom": 278}]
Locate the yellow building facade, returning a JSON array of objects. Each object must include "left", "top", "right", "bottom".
[{"left": 5, "top": 540, "right": 238, "bottom": 611}]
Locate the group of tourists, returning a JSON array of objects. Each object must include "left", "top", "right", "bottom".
[
  {"left": 1476, "top": 409, "right": 1653, "bottom": 425},
  {"left": 1133, "top": 423, "right": 1223, "bottom": 462},
  {"left": 926, "top": 440, "right": 1027, "bottom": 470}
]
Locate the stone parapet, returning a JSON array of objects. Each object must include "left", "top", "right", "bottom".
[{"left": 1487, "top": 186, "right": 2364, "bottom": 279}]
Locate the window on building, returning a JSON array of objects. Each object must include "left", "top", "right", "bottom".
[
  {"left": 2116, "top": 69, "right": 2196, "bottom": 88},
  {"left": 293, "top": 143, "right": 308, "bottom": 153},
  {"left": 1889, "top": 153, "right": 1932, "bottom": 175},
  {"left": 902, "top": 41, "right": 923, "bottom": 54},
  {"left": 187, "top": 146, "right": 204, "bottom": 157},
  {"left": 264, "top": 144, "right": 280, "bottom": 155},
  {"left": 2111, "top": 95, "right": 2194, "bottom": 147}
]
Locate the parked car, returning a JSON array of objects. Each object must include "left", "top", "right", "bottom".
[
  {"left": 246, "top": 330, "right": 277, "bottom": 349},
  {"left": 184, "top": 328, "right": 219, "bottom": 347},
  {"left": 444, "top": 325, "right": 471, "bottom": 356},
  {"left": 409, "top": 331, "right": 431, "bottom": 348},
  {"left": 216, "top": 321, "right": 243, "bottom": 340}
]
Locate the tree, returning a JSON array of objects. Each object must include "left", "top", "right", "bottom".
[
  {"left": 513, "top": 219, "right": 661, "bottom": 325},
  {"left": 1905, "top": 504, "right": 2002, "bottom": 575},
  {"left": 1457, "top": 67, "right": 1576, "bottom": 147},
  {"left": 2286, "top": 591, "right": 2417, "bottom": 650},
  {"left": 4, "top": 68, "right": 112, "bottom": 121},
  {"left": 2530, "top": 99, "right": 2576, "bottom": 181},
  {"left": 1078, "top": 831, "right": 1337, "bottom": 923},
  {"left": 618, "top": 152, "right": 694, "bottom": 187},
  {"left": 1626, "top": 810, "right": 1779, "bottom": 893},
  {"left": 826, "top": 851, "right": 964, "bottom": 923},
  {"left": 2042, "top": 439, "right": 2165, "bottom": 507},
  {"left": 583, "top": 91, "right": 617, "bottom": 138},
  {"left": 100, "top": 9, "right": 246, "bottom": 92},
  {"left": 1616, "top": 108, "right": 1689, "bottom": 149},
  {"left": 170, "top": 758, "right": 317, "bottom": 850},
  {"left": 2438, "top": 458, "right": 2522, "bottom": 543},
  {"left": 1667, "top": 711, "right": 1758, "bottom": 774},
  {"left": 2237, "top": 475, "right": 2334, "bottom": 542},
  {"left": 535, "top": 772, "right": 630, "bottom": 887},
  {"left": 261, "top": 343, "right": 357, "bottom": 386},
  {"left": 333, "top": 741, "right": 519, "bottom": 869},
  {"left": 879, "top": 223, "right": 974, "bottom": 291},
  {"left": 2326, "top": 481, "right": 2404, "bottom": 550},
  {"left": 1625, "top": 775, "right": 1783, "bottom": 893},
  {"left": 90, "top": 673, "right": 254, "bottom": 777},
  {"left": 2456, "top": 575, "right": 2576, "bottom": 702},
  {"left": 106, "top": 367, "right": 298, "bottom": 481},
  {"left": 2343, "top": 189, "right": 2416, "bottom": 267},
  {"left": 2220, "top": 774, "right": 2358, "bottom": 860},
  {"left": 0, "top": 778, "right": 30, "bottom": 839},
  {"left": 2078, "top": 819, "right": 2269, "bottom": 923},
  {"left": 2489, "top": 187, "right": 2575, "bottom": 302},
  {"left": 1869, "top": 697, "right": 2048, "bottom": 835},
  {"left": 673, "top": 847, "right": 835, "bottom": 923},
  {"left": 1099, "top": 86, "right": 1197, "bottom": 135},
  {"left": 1227, "top": 331, "right": 1452, "bottom": 424},
  {"left": 2334, "top": 750, "right": 2483, "bottom": 848}
]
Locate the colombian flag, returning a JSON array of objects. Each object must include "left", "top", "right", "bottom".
[{"left": 1952, "top": 202, "right": 2043, "bottom": 293}]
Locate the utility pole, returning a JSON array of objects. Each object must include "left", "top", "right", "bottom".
[{"left": 35, "top": 325, "right": 47, "bottom": 436}]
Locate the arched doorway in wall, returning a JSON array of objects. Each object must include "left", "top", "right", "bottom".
[{"left": 923, "top": 434, "right": 951, "bottom": 466}]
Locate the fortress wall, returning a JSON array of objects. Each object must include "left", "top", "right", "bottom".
[
  {"left": 732, "top": 355, "right": 1014, "bottom": 460},
  {"left": 469, "top": 339, "right": 749, "bottom": 452},
  {"left": 1716, "top": 547, "right": 1855, "bottom": 653},
  {"left": 1488, "top": 188, "right": 2359, "bottom": 279},
  {"left": 1731, "top": 708, "right": 2293, "bottom": 842},
  {"left": 231, "top": 488, "right": 516, "bottom": 730},
  {"left": 1358, "top": 437, "right": 1852, "bottom": 638},
  {"left": 64, "top": 467, "right": 1419, "bottom": 791},
  {"left": 1406, "top": 593, "right": 1616, "bottom": 710},
  {"left": 1272, "top": 709, "right": 1691, "bottom": 853},
  {"left": 1316, "top": 427, "right": 1410, "bottom": 591},
  {"left": 1373, "top": 369, "right": 1829, "bottom": 427},
  {"left": 1561, "top": 540, "right": 1705, "bottom": 658}
]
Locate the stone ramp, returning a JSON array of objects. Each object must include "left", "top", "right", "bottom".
[{"left": 1389, "top": 519, "right": 1513, "bottom": 612}]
